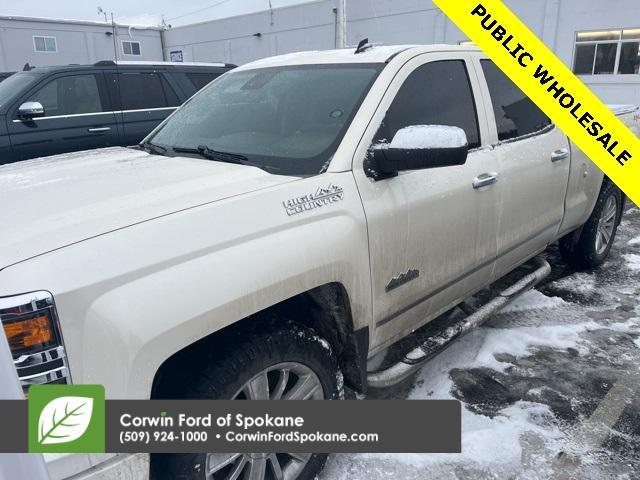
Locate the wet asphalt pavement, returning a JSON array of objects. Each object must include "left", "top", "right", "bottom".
[{"left": 322, "top": 205, "right": 640, "bottom": 480}]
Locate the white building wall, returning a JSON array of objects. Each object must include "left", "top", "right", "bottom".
[
  {"left": 163, "top": 0, "right": 336, "bottom": 66},
  {"left": 164, "top": 0, "right": 640, "bottom": 105},
  {"left": 0, "top": 17, "right": 163, "bottom": 71},
  {"left": 554, "top": 0, "right": 640, "bottom": 104}
]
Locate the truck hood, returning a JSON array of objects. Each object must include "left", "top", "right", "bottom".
[{"left": 0, "top": 147, "right": 299, "bottom": 269}]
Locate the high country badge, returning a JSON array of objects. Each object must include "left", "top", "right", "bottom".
[{"left": 283, "top": 184, "right": 344, "bottom": 216}]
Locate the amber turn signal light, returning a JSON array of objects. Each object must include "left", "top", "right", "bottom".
[{"left": 3, "top": 315, "right": 54, "bottom": 353}]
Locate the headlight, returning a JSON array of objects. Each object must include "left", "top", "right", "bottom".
[{"left": 0, "top": 291, "right": 70, "bottom": 395}]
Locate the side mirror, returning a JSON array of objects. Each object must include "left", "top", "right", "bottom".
[
  {"left": 18, "top": 101, "right": 45, "bottom": 120},
  {"left": 367, "top": 125, "right": 469, "bottom": 179}
]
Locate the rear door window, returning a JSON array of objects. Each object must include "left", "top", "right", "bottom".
[
  {"left": 27, "top": 74, "right": 104, "bottom": 116},
  {"left": 116, "top": 72, "right": 179, "bottom": 110},
  {"left": 168, "top": 71, "right": 223, "bottom": 97},
  {"left": 161, "top": 76, "right": 181, "bottom": 106},
  {"left": 186, "top": 72, "right": 221, "bottom": 90},
  {"left": 481, "top": 60, "right": 551, "bottom": 141}
]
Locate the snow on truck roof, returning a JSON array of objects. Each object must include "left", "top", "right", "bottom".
[{"left": 236, "top": 44, "right": 481, "bottom": 70}]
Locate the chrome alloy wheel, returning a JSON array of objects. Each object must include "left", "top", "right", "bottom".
[
  {"left": 205, "top": 362, "right": 324, "bottom": 480},
  {"left": 595, "top": 195, "right": 618, "bottom": 255}
]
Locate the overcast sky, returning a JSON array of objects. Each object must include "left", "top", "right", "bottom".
[{"left": 0, "top": 0, "right": 317, "bottom": 27}]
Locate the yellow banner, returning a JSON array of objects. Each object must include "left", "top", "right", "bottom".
[{"left": 433, "top": 0, "right": 640, "bottom": 206}]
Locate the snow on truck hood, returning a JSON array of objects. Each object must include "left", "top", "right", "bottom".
[{"left": 0, "top": 147, "right": 298, "bottom": 269}]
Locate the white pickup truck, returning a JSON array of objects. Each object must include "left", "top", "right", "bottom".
[{"left": 1, "top": 44, "right": 638, "bottom": 480}]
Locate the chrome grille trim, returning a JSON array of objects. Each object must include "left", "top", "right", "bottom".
[{"left": 14, "top": 346, "right": 65, "bottom": 367}]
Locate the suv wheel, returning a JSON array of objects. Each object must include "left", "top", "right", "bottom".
[
  {"left": 151, "top": 321, "right": 340, "bottom": 480},
  {"left": 560, "top": 181, "right": 623, "bottom": 269}
]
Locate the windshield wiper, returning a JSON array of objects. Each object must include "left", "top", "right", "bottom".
[
  {"left": 173, "top": 145, "right": 250, "bottom": 165},
  {"left": 139, "top": 142, "right": 168, "bottom": 156},
  {"left": 172, "top": 145, "right": 281, "bottom": 173}
]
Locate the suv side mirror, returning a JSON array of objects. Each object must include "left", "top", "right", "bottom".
[
  {"left": 367, "top": 125, "right": 469, "bottom": 179},
  {"left": 18, "top": 101, "right": 45, "bottom": 120}
]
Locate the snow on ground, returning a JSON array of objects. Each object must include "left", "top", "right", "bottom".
[
  {"left": 324, "top": 304, "right": 594, "bottom": 479},
  {"left": 549, "top": 272, "right": 597, "bottom": 294},
  {"left": 623, "top": 253, "right": 640, "bottom": 272},
  {"left": 323, "top": 206, "right": 640, "bottom": 480},
  {"left": 628, "top": 236, "right": 640, "bottom": 246}
]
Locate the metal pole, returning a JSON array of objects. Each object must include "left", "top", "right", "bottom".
[
  {"left": 111, "top": 13, "right": 119, "bottom": 61},
  {"left": 0, "top": 326, "right": 50, "bottom": 479},
  {"left": 336, "top": 0, "right": 347, "bottom": 48}
]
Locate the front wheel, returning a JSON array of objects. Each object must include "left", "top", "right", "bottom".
[
  {"left": 560, "top": 181, "right": 623, "bottom": 269},
  {"left": 151, "top": 320, "right": 340, "bottom": 480}
]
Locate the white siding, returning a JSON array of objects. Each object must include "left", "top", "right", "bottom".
[{"left": 0, "top": 17, "right": 163, "bottom": 71}]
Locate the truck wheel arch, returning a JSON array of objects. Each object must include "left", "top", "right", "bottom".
[{"left": 150, "top": 282, "right": 370, "bottom": 398}]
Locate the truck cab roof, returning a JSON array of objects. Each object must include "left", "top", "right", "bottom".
[{"left": 237, "top": 44, "right": 482, "bottom": 70}]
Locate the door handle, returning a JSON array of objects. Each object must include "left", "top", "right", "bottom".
[
  {"left": 87, "top": 127, "right": 111, "bottom": 133},
  {"left": 551, "top": 148, "right": 570, "bottom": 162},
  {"left": 473, "top": 173, "right": 499, "bottom": 189}
]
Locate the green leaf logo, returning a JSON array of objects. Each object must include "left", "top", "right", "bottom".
[{"left": 37, "top": 396, "right": 94, "bottom": 445}]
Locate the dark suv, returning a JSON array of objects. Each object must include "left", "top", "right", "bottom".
[{"left": 0, "top": 61, "right": 235, "bottom": 163}]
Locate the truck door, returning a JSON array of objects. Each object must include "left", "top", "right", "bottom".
[
  {"left": 8, "top": 72, "right": 119, "bottom": 160},
  {"left": 353, "top": 53, "right": 500, "bottom": 349},
  {"left": 476, "top": 59, "right": 571, "bottom": 280}
]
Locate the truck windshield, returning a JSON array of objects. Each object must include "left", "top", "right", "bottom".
[
  {"left": 148, "top": 64, "right": 382, "bottom": 175},
  {"left": 0, "top": 72, "right": 41, "bottom": 109}
]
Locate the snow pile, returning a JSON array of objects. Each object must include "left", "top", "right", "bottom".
[
  {"left": 602, "top": 316, "right": 640, "bottom": 332},
  {"left": 501, "top": 289, "right": 567, "bottom": 313},
  {"left": 353, "top": 401, "right": 557, "bottom": 474},
  {"left": 389, "top": 125, "right": 467, "bottom": 149},
  {"left": 549, "top": 273, "right": 597, "bottom": 294},
  {"left": 628, "top": 236, "right": 640, "bottom": 246},
  {"left": 473, "top": 321, "right": 598, "bottom": 371},
  {"left": 623, "top": 253, "right": 640, "bottom": 272}
]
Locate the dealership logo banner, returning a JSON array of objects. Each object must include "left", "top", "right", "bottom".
[
  {"left": 0, "top": 386, "right": 461, "bottom": 454},
  {"left": 433, "top": 0, "right": 640, "bottom": 206}
]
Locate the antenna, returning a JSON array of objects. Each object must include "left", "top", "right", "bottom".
[
  {"left": 97, "top": 6, "right": 108, "bottom": 22},
  {"left": 355, "top": 38, "right": 372, "bottom": 54},
  {"left": 106, "top": 12, "right": 117, "bottom": 62}
]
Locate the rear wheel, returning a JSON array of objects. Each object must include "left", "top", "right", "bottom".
[
  {"left": 560, "top": 181, "right": 622, "bottom": 269},
  {"left": 151, "top": 321, "right": 340, "bottom": 480}
]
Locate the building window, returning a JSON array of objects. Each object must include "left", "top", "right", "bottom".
[
  {"left": 573, "top": 28, "right": 640, "bottom": 75},
  {"left": 122, "top": 41, "right": 141, "bottom": 56},
  {"left": 33, "top": 36, "right": 57, "bottom": 53}
]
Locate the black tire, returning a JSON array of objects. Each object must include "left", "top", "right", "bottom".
[
  {"left": 151, "top": 320, "right": 340, "bottom": 480},
  {"left": 559, "top": 181, "right": 623, "bottom": 270}
]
